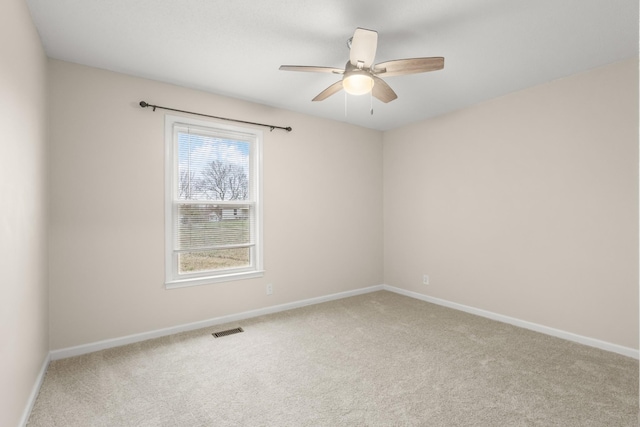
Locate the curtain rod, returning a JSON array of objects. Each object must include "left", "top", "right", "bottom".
[{"left": 139, "top": 101, "right": 292, "bottom": 132}]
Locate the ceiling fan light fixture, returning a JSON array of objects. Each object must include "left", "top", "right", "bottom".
[
  {"left": 280, "top": 27, "right": 444, "bottom": 103},
  {"left": 342, "top": 72, "right": 374, "bottom": 95}
]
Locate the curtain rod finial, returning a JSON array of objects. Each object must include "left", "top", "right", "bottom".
[{"left": 139, "top": 101, "right": 148, "bottom": 108}]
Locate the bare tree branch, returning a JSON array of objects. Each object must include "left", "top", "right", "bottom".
[
  {"left": 200, "top": 160, "right": 248, "bottom": 201},
  {"left": 179, "top": 170, "right": 197, "bottom": 200},
  {"left": 196, "top": 160, "right": 249, "bottom": 222}
]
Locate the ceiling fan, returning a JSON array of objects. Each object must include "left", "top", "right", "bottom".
[{"left": 279, "top": 27, "right": 444, "bottom": 103}]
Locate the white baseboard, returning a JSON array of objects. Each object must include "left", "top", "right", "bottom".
[
  {"left": 50, "top": 285, "right": 384, "bottom": 360},
  {"left": 50, "top": 283, "right": 638, "bottom": 361},
  {"left": 31, "top": 282, "right": 637, "bottom": 426},
  {"left": 19, "top": 352, "right": 50, "bottom": 427},
  {"left": 383, "top": 284, "right": 639, "bottom": 360}
]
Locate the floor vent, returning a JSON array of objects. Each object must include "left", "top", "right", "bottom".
[{"left": 212, "top": 327, "right": 244, "bottom": 338}]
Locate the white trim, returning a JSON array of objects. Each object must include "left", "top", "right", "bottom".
[
  {"left": 165, "top": 269, "right": 265, "bottom": 289},
  {"left": 22, "top": 284, "right": 638, "bottom": 424},
  {"left": 49, "top": 283, "right": 638, "bottom": 361},
  {"left": 164, "top": 114, "right": 264, "bottom": 288},
  {"left": 50, "top": 285, "right": 384, "bottom": 360},
  {"left": 19, "top": 352, "right": 50, "bottom": 427},
  {"left": 382, "top": 284, "right": 639, "bottom": 360}
]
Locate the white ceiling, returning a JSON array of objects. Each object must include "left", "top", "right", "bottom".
[{"left": 26, "top": 0, "right": 639, "bottom": 131}]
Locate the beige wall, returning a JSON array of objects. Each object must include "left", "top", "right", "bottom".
[
  {"left": 48, "top": 60, "right": 384, "bottom": 349},
  {"left": 0, "top": 0, "right": 49, "bottom": 425},
  {"left": 49, "top": 58, "right": 638, "bottom": 352},
  {"left": 384, "top": 58, "right": 639, "bottom": 349}
]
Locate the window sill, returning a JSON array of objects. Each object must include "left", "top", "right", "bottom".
[{"left": 165, "top": 270, "right": 265, "bottom": 289}]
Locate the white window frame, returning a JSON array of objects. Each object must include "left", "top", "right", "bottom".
[{"left": 164, "top": 114, "right": 264, "bottom": 289}]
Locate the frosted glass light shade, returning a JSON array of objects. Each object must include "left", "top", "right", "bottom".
[{"left": 342, "top": 73, "right": 374, "bottom": 95}]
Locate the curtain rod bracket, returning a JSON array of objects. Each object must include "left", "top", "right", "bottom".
[{"left": 139, "top": 100, "right": 292, "bottom": 132}]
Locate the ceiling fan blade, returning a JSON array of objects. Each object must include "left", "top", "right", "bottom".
[
  {"left": 372, "top": 76, "right": 397, "bottom": 103},
  {"left": 312, "top": 80, "right": 344, "bottom": 101},
  {"left": 350, "top": 28, "right": 378, "bottom": 68},
  {"left": 373, "top": 57, "right": 444, "bottom": 77},
  {"left": 280, "top": 65, "right": 344, "bottom": 74}
]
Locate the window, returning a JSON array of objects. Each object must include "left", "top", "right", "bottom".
[{"left": 165, "top": 115, "right": 263, "bottom": 288}]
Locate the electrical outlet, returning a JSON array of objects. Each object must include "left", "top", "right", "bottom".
[
  {"left": 266, "top": 283, "right": 273, "bottom": 295},
  {"left": 423, "top": 274, "right": 430, "bottom": 285}
]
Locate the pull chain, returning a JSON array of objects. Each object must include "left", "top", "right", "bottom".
[
  {"left": 370, "top": 91, "right": 374, "bottom": 115},
  {"left": 344, "top": 92, "right": 348, "bottom": 117},
  {"left": 343, "top": 92, "right": 374, "bottom": 116}
]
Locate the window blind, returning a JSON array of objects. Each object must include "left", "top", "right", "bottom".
[{"left": 172, "top": 124, "right": 257, "bottom": 274}]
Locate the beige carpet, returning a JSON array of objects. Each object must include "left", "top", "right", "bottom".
[{"left": 28, "top": 291, "right": 638, "bottom": 426}]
